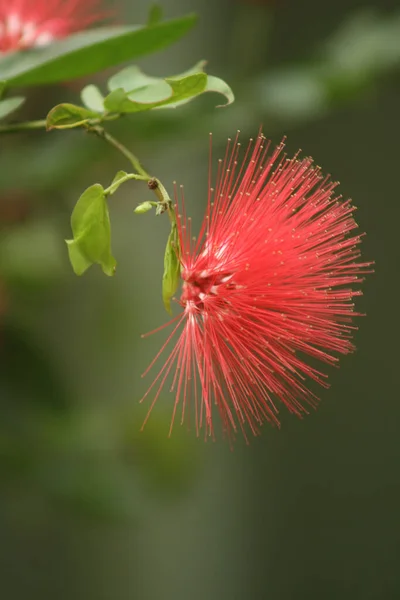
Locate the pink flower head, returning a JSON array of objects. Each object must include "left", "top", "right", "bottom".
[
  {"left": 142, "top": 133, "right": 371, "bottom": 441},
  {"left": 0, "top": 0, "right": 108, "bottom": 53}
]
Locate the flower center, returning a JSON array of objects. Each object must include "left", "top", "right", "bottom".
[{"left": 181, "top": 269, "right": 234, "bottom": 309}]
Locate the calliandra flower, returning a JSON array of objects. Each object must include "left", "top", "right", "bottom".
[
  {"left": 0, "top": 0, "right": 108, "bottom": 53},
  {"left": 141, "top": 133, "right": 371, "bottom": 441}
]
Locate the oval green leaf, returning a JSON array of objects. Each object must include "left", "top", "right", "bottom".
[
  {"left": 104, "top": 72, "right": 207, "bottom": 113},
  {"left": 66, "top": 184, "right": 116, "bottom": 276},
  {"left": 81, "top": 84, "right": 105, "bottom": 113},
  {"left": 103, "top": 61, "right": 233, "bottom": 114},
  {"left": 46, "top": 103, "right": 99, "bottom": 130}
]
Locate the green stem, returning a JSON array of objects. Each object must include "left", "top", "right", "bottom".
[
  {"left": 104, "top": 173, "right": 149, "bottom": 196},
  {"left": 90, "top": 126, "right": 176, "bottom": 223},
  {"left": 0, "top": 119, "right": 46, "bottom": 134},
  {"left": 0, "top": 117, "right": 175, "bottom": 218},
  {"left": 152, "top": 179, "right": 175, "bottom": 222},
  {"left": 89, "top": 126, "right": 150, "bottom": 179}
]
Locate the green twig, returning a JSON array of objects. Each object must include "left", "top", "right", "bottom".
[
  {"left": 0, "top": 117, "right": 175, "bottom": 219},
  {"left": 104, "top": 172, "right": 149, "bottom": 196},
  {"left": 0, "top": 119, "right": 46, "bottom": 134},
  {"left": 88, "top": 125, "right": 150, "bottom": 179}
]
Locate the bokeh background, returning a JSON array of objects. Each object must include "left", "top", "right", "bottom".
[{"left": 1, "top": 0, "right": 399, "bottom": 598}]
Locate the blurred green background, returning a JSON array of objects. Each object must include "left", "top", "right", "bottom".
[{"left": 0, "top": 0, "right": 399, "bottom": 598}]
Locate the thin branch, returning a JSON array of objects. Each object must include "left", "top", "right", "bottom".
[
  {"left": 0, "top": 119, "right": 47, "bottom": 134},
  {"left": 89, "top": 125, "right": 150, "bottom": 178}
]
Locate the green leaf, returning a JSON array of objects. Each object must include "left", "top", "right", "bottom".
[
  {"left": 108, "top": 171, "right": 129, "bottom": 195},
  {"left": 107, "top": 65, "right": 161, "bottom": 93},
  {"left": 66, "top": 184, "right": 116, "bottom": 276},
  {"left": 201, "top": 75, "right": 235, "bottom": 107},
  {"left": 104, "top": 72, "right": 207, "bottom": 113},
  {"left": 80, "top": 84, "right": 105, "bottom": 113},
  {"left": 0, "top": 15, "right": 198, "bottom": 87},
  {"left": 147, "top": 4, "right": 164, "bottom": 26},
  {"left": 0, "top": 96, "right": 25, "bottom": 119},
  {"left": 160, "top": 61, "right": 235, "bottom": 108},
  {"left": 164, "top": 73, "right": 208, "bottom": 104},
  {"left": 66, "top": 240, "right": 92, "bottom": 276},
  {"left": 162, "top": 222, "right": 181, "bottom": 314},
  {"left": 46, "top": 103, "right": 99, "bottom": 130},
  {"left": 104, "top": 61, "right": 233, "bottom": 113},
  {"left": 134, "top": 201, "right": 153, "bottom": 214}
]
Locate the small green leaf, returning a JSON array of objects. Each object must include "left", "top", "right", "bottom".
[
  {"left": 104, "top": 62, "right": 233, "bottom": 114},
  {"left": 147, "top": 4, "right": 164, "bottom": 26},
  {"left": 66, "top": 184, "right": 116, "bottom": 276},
  {"left": 1, "top": 15, "right": 198, "bottom": 87},
  {"left": 108, "top": 171, "right": 129, "bottom": 195},
  {"left": 104, "top": 72, "right": 207, "bottom": 113},
  {"left": 80, "top": 84, "right": 105, "bottom": 113},
  {"left": 66, "top": 239, "right": 93, "bottom": 276},
  {"left": 167, "top": 73, "right": 207, "bottom": 99},
  {"left": 0, "top": 81, "right": 7, "bottom": 99},
  {"left": 102, "top": 88, "right": 132, "bottom": 113},
  {"left": 202, "top": 75, "right": 235, "bottom": 106},
  {"left": 160, "top": 62, "right": 235, "bottom": 108},
  {"left": 0, "top": 96, "right": 25, "bottom": 119},
  {"left": 107, "top": 65, "right": 160, "bottom": 93},
  {"left": 134, "top": 201, "right": 153, "bottom": 214},
  {"left": 162, "top": 222, "right": 181, "bottom": 314},
  {"left": 46, "top": 103, "right": 99, "bottom": 130}
]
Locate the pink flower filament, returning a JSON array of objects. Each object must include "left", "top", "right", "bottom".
[{"left": 141, "top": 133, "right": 372, "bottom": 441}]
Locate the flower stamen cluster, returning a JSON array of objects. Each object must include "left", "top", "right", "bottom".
[{"left": 141, "top": 133, "right": 372, "bottom": 441}]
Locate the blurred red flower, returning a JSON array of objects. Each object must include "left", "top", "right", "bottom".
[
  {"left": 0, "top": 0, "right": 108, "bottom": 53},
  {"left": 142, "top": 134, "right": 371, "bottom": 441}
]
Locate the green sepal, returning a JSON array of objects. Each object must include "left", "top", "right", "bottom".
[{"left": 162, "top": 221, "right": 181, "bottom": 314}]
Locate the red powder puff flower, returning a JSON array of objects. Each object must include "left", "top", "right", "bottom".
[
  {"left": 141, "top": 133, "right": 371, "bottom": 441},
  {"left": 0, "top": 0, "right": 108, "bottom": 53}
]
